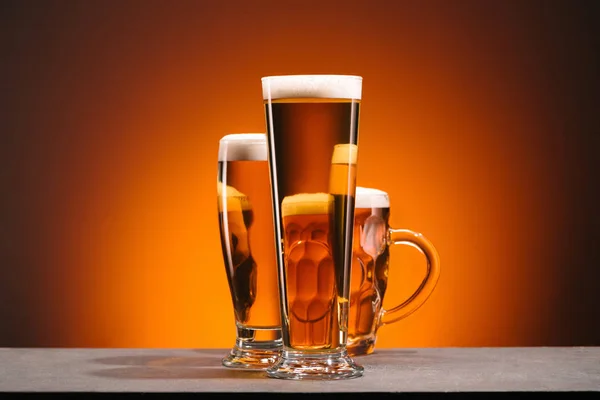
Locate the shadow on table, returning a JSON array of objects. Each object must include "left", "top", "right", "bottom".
[
  {"left": 92, "top": 351, "right": 222, "bottom": 368},
  {"left": 89, "top": 350, "right": 265, "bottom": 379},
  {"left": 88, "top": 348, "right": 442, "bottom": 380},
  {"left": 354, "top": 349, "right": 420, "bottom": 357},
  {"left": 352, "top": 348, "right": 445, "bottom": 364},
  {"left": 89, "top": 366, "right": 266, "bottom": 380}
]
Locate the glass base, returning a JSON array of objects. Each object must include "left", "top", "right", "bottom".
[
  {"left": 222, "top": 327, "right": 282, "bottom": 370},
  {"left": 347, "top": 337, "right": 376, "bottom": 357},
  {"left": 266, "top": 349, "right": 364, "bottom": 380}
]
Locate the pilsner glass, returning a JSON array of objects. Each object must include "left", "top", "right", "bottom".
[
  {"left": 217, "top": 133, "right": 281, "bottom": 369},
  {"left": 262, "top": 75, "right": 364, "bottom": 380}
]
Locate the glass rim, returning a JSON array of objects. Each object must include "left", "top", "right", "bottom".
[
  {"left": 260, "top": 74, "right": 363, "bottom": 82},
  {"left": 219, "top": 133, "right": 266, "bottom": 143},
  {"left": 261, "top": 74, "right": 363, "bottom": 100},
  {"left": 218, "top": 133, "right": 267, "bottom": 162}
]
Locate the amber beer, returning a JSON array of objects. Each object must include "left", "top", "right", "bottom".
[
  {"left": 262, "top": 74, "right": 364, "bottom": 379},
  {"left": 281, "top": 193, "right": 337, "bottom": 349},
  {"left": 217, "top": 133, "right": 281, "bottom": 369}
]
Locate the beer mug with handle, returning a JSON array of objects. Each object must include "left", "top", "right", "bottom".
[
  {"left": 262, "top": 75, "right": 364, "bottom": 380},
  {"left": 348, "top": 186, "right": 441, "bottom": 356},
  {"left": 216, "top": 133, "right": 282, "bottom": 369}
]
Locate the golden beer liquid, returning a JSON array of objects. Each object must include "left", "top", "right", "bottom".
[
  {"left": 282, "top": 194, "right": 339, "bottom": 349},
  {"left": 217, "top": 160, "right": 280, "bottom": 331},
  {"left": 348, "top": 206, "right": 391, "bottom": 352},
  {"left": 266, "top": 98, "right": 360, "bottom": 351}
]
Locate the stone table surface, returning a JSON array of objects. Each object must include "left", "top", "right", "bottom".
[{"left": 0, "top": 347, "right": 599, "bottom": 392}]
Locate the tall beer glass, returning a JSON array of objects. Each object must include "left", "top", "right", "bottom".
[
  {"left": 217, "top": 133, "right": 282, "bottom": 369},
  {"left": 262, "top": 75, "right": 364, "bottom": 380}
]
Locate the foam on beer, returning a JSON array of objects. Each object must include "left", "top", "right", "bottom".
[
  {"left": 331, "top": 143, "right": 358, "bottom": 165},
  {"left": 262, "top": 75, "right": 362, "bottom": 100},
  {"left": 329, "top": 143, "right": 359, "bottom": 196},
  {"left": 281, "top": 193, "right": 334, "bottom": 217},
  {"left": 218, "top": 133, "right": 267, "bottom": 162},
  {"left": 217, "top": 183, "right": 252, "bottom": 212},
  {"left": 355, "top": 187, "right": 390, "bottom": 209}
]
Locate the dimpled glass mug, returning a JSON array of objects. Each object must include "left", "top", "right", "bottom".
[{"left": 348, "top": 186, "right": 441, "bottom": 356}]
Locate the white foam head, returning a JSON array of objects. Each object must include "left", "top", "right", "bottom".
[
  {"left": 281, "top": 193, "right": 334, "bottom": 217},
  {"left": 355, "top": 187, "right": 390, "bottom": 208},
  {"left": 262, "top": 75, "right": 362, "bottom": 100},
  {"left": 217, "top": 183, "right": 252, "bottom": 212},
  {"left": 218, "top": 133, "right": 267, "bottom": 162},
  {"left": 331, "top": 143, "right": 358, "bottom": 165}
]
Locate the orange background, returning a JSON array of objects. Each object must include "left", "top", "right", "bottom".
[{"left": 1, "top": 0, "right": 599, "bottom": 348}]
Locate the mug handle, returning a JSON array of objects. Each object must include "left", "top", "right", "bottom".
[{"left": 379, "top": 228, "right": 441, "bottom": 326}]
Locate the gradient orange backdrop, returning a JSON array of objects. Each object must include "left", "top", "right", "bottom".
[{"left": 1, "top": 0, "right": 599, "bottom": 348}]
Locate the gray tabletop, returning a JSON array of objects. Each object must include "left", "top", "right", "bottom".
[{"left": 0, "top": 347, "right": 599, "bottom": 392}]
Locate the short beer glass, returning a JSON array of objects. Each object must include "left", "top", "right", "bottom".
[
  {"left": 348, "top": 187, "right": 441, "bottom": 356},
  {"left": 262, "top": 75, "right": 364, "bottom": 380},
  {"left": 217, "top": 133, "right": 281, "bottom": 369}
]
